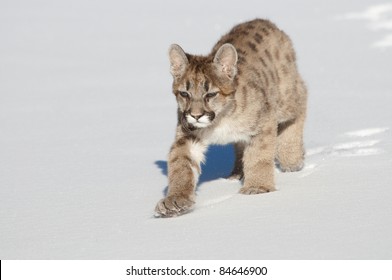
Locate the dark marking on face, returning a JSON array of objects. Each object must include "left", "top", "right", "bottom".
[
  {"left": 206, "top": 111, "right": 216, "bottom": 122},
  {"left": 180, "top": 115, "right": 196, "bottom": 134},
  {"left": 186, "top": 80, "right": 191, "bottom": 91},
  {"left": 204, "top": 80, "right": 209, "bottom": 92}
]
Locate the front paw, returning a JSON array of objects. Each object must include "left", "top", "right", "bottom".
[
  {"left": 239, "top": 186, "right": 275, "bottom": 195},
  {"left": 277, "top": 161, "right": 304, "bottom": 173},
  {"left": 276, "top": 159, "right": 304, "bottom": 172},
  {"left": 155, "top": 195, "right": 195, "bottom": 218}
]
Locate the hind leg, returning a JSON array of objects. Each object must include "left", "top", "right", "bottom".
[{"left": 276, "top": 114, "right": 305, "bottom": 172}]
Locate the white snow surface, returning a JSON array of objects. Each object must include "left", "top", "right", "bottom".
[{"left": 1, "top": 0, "right": 392, "bottom": 259}]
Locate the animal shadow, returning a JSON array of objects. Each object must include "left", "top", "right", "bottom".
[{"left": 155, "top": 145, "right": 235, "bottom": 195}]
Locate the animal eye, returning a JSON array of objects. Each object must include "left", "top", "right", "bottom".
[
  {"left": 205, "top": 92, "right": 218, "bottom": 99},
  {"left": 179, "top": 91, "right": 190, "bottom": 98}
]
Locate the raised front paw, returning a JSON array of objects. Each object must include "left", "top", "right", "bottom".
[
  {"left": 155, "top": 195, "right": 195, "bottom": 218},
  {"left": 239, "top": 186, "right": 275, "bottom": 195}
]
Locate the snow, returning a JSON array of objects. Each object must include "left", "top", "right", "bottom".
[
  {"left": 1, "top": 0, "right": 392, "bottom": 259},
  {"left": 338, "top": 3, "right": 392, "bottom": 49},
  {"left": 344, "top": 127, "right": 389, "bottom": 138}
]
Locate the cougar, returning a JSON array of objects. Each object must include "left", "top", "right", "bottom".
[{"left": 155, "top": 19, "right": 307, "bottom": 217}]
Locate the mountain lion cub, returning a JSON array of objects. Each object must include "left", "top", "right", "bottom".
[{"left": 155, "top": 19, "right": 307, "bottom": 217}]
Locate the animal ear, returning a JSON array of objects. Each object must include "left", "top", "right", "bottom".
[
  {"left": 169, "top": 44, "right": 188, "bottom": 79},
  {"left": 213, "top": 43, "right": 238, "bottom": 80}
]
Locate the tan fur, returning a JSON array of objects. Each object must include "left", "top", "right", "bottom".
[{"left": 155, "top": 19, "right": 307, "bottom": 217}]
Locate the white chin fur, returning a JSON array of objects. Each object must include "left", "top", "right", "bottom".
[
  {"left": 193, "top": 122, "right": 210, "bottom": 128},
  {"left": 186, "top": 115, "right": 211, "bottom": 128}
]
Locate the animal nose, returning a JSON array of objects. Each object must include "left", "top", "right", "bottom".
[{"left": 190, "top": 113, "right": 203, "bottom": 120}]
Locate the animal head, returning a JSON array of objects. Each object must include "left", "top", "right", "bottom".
[{"left": 168, "top": 43, "right": 238, "bottom": 131}]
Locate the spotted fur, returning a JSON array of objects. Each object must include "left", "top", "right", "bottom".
[{"left": 155, "top": 19, "right": 307, "bottom": 217}]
